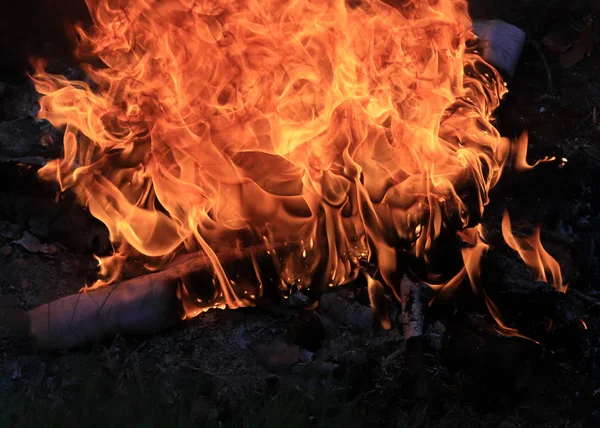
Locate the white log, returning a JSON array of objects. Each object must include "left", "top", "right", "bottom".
[
  {"left": 401, "top": 275, "right": 423, "bottom": 340},
  {"left": 22, "top": 244, "right": 284, "bottom": 350},
  {"left": 27, "top": 267, "right": 183, "bottom": 350},
  {"left": 473, "top": 19, "right": 526, "bottom": 77}
]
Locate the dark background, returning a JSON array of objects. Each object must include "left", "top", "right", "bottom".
[{"left": 0, "top": 0, "right": 90, "bottom": 78}]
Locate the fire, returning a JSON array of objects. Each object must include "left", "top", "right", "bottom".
[
  {"left": 458, "top": 226, "right": 523, "bottom": 337},
  {"left": 501, "top": 211, "right": 567, "bottom": 293},
  {"left": 31, "top": 0, "right": 539, "bottom": 319}
]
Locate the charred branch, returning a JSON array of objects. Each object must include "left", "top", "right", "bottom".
[{"left": 481, "top": 247, "right": 587, "bottom": 355}]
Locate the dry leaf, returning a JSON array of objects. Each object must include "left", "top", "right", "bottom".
[
  {"left": 12, "top": 231, "right": 54, "bottom": 254},
  {"left": 249, "top": 339, "right": 300, "bottom": 368},
  {"left": 542, "top": 32, "right": 572, "bottom": 54},
  {"left": 560, "top": 20, "right": 595, "bottom": 68}
]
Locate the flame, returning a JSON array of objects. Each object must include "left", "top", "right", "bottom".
[
  {"left": 31, "top": 0, "right": 532, "bottom": 318},
  {"left": 457, "top": 226, "right": 525, "bottom": 338},
  {"left": 511, "top": 132, "right": 554, "bottom": 172},
  {"left": 501, "top": 211, "right": 566, "bottom": 293}
]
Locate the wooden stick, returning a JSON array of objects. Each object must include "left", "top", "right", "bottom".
[
  {"left": 400, "top": 275, "right": 428, "bottom": 398},
  {"left": 401, "top": 275, "right": 424, "bottom": 340},
  {"left": 27, "top": 257, "right": 197, "bottom": 350},
  {"left": 23, "top": 243, "right": 285, "bottom": 350}
]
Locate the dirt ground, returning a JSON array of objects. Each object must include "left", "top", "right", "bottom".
[{"left": 2, "top": 1, "right": 600, "bottom": 427}]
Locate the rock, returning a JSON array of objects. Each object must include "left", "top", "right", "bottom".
[
  {"left": 319, "top": 292, "right": 374, "bottom": 332},
  {"left": 28, "top": 216, "right": 51, "bottom": 239},
  {"left": 287, "top": 290, "right": 313, "bottom": 308},
  {"left": 0, "top": 222, "right": 22, "bottom": 240},
  {"left": 0, "top": 245, "right": 12, "bottom": 256},
  {"left": 425, "top": 320, "right": 447, "bottom": 351},
  {"left": 299, "top": 348, "right": 315, "bottom": 362}
]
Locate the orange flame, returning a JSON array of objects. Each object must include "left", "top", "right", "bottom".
[
  {"left": 501, "top": 211, "right": 567, "bottom": 293},
  {"left": 31, "top": 0, "right": 533, "bottom": 318},
  {"left": 458, "top": 226, "right": 525, "bottom": 338}
]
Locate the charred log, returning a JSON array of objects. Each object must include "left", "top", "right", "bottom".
[{"left": 481, "top": 247, "right": 587, "bottom": 355}]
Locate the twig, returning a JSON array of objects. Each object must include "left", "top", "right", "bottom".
[
  {"left": 531, "top": 40, "right": 554, "bottom": 93},
  {"left": 569, "top": 288, "right": 600, "bottom": 307},
  {"left": 572, "top": 111, "right": 594, "bottom": 135},
  {"left": 400, "top": 275, "right": 428, "bottom": 398},
  {"left": 255, "top": 318, "right": 286, "bottom": 335}
]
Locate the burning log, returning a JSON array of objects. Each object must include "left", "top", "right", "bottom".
[
  {"left": 26, "top": 266, "right": 182, "bottom": 349},
  {"left": 440, "top": 317, "right": 543, "bottom": 397},
  {"left": 5, "top": 246, "right": 282, "bottom": 350},
  {"left": 480, "top": 247, "right": 586, "bottom": 353}
]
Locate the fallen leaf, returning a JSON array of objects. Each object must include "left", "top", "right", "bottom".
[
  {"left": 542, "top": 32, "right": 572, "bottom": 54},
  {"left": 560, "top": 20, "right": 594, "bottom": 68},
  {"left": 13, "top": 231, "right": 50, "bottom": 254},
  {"left": 249, "top": 339, "right": 300, "bottom": 368}
]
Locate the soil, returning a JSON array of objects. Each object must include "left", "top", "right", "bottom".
[{"left": 2, "top": 1, "right": 600, "bottom": 427}]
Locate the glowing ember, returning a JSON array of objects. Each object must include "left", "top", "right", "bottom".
[
  {"left": 581, "top": 319, "right": 588, "bottom": 330},
  {"left": 30, "top": 0, "right": 553, "bottom": 321}
]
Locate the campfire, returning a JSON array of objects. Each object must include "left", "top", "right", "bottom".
[
  {"left": 4, "top": 1, "right": 600, "bottom": 425},
  {"left": 2, "top": 0, "right": 571, "bottom": 350}
]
